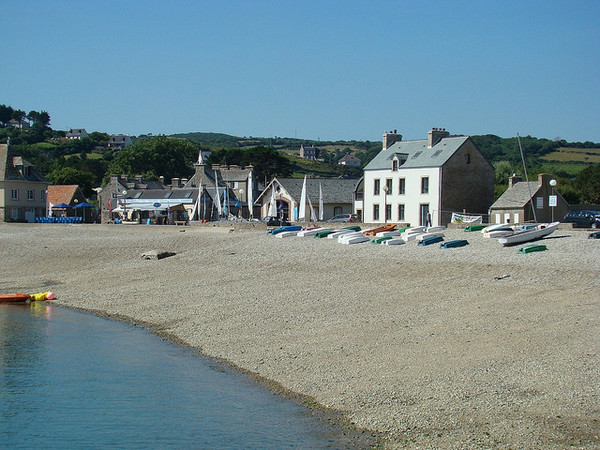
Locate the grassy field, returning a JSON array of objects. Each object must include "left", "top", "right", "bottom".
[{"left": 542, "top": 147, "right": 600, "bottom": 163}]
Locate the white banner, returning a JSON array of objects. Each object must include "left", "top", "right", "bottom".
[{"left": 451, "top": 213, "right": 482, "bottom": 224}]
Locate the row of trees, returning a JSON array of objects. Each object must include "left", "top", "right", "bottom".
[{"left": 0, "top": 104, "right": 50, "bottom": 127}]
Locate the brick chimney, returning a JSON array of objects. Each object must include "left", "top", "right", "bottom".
[
  {"left": 382, "top": 129, "right": 402, "bottom": 150},
  {"left": 509, "top": 173, "right": 523, "bottom": 188},
  {"left": 427, "top": 128, "right": 450, "bottom": 148}
]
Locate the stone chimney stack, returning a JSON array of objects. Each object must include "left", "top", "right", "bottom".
[
  {"left": 382, "top": 129, "right": 402, "bottom": 150},
  {"left": 509, "top": 173, "right": 523, "bottom": 188},
  {"left": 171, "top": 178, "right": 180, "bottom": 188},
  {"left": 427, "top": 128, "right": 450, "bottom": 148}
]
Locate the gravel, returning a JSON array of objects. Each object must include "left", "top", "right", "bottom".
[{"left": 1, "top": 222, "right": 599, "bottom": 448}]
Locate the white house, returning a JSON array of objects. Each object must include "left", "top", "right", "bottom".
[{"left": 361, "top": 128, "right": 494, "bottom": 226}]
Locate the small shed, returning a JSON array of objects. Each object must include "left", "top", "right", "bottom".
[{"left": 489, "top": 173, "right": 569, "bottom": 224}]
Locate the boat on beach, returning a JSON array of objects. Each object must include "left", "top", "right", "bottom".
[
  {"left": 382, "top": 238, "right": 405, "bottom": 245},
  {"left": 498, "top": 221, "right": 559, "bottom": 246},
  {"left": 440, "top": 239, "right": 469, "bottom": 248},
  {"left": 0, "top": 293, "right": 30, "bottom": 303},
  {"left": 363, "top": 224, "right": 396, "bottom": 236}
]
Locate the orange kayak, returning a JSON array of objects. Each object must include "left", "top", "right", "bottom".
[
  {"left": 0, "top": 293, "right": 31, "bottom": 303},
  {"left": 363, "top": 223, "right": 396, "bottom": 236}
]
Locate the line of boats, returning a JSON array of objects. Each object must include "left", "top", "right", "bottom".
[{"left": 268, "top": 220, "right": 561, "bottom": 248}]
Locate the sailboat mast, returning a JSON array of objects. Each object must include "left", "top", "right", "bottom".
[{"left": 517, "top": 133, "right": 538, "bottom": 224}]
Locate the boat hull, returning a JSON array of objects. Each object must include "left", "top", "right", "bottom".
[
  {"left": 0, "top": 293, "right": 30, "bottom": 303},
  {"left": 498, "top": 222, "right": 559, "bottom": 246},
  {"left": 441, "top": 239, "right": 469, "bottom": 248}
]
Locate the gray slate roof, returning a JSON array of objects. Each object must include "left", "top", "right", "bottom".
[
  {"left": 1, "top": 144, "right": 48, "bottom": 183},
  {"left": 260, "top": 177, "right": 358, "bottom": 204},
  {"left": 490, "top": 181, "right": 541, "bottom": 209},
  {"left": 364, "top": 136, "right": 469, "bottom": 171}
]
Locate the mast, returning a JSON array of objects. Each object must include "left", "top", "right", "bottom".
[{"left": 517, "top": 133, "right": 537, "bottom": 224}]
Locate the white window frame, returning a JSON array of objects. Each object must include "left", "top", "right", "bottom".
[
  {"left": 27, "top": 189, "right": 35, "bottom": 201},
  {"left": 11, "top": 189, "right": 18, "bottom": 200}
]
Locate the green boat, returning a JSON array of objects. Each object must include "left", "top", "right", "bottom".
[
  {"left": 464, "top": 224, "right": 486, "bottom": 232},
  {"left": 518, "top": 244, "right": 548, "bottom": 254},
  {"left": 371, "top": 236, "right": 393, "bottom": 244},
  {"left": 343, "top": 225, "right": 362, "bottom": 232},
  {"left": 588, "top": 231, "right": 600, "bottom": 239}
]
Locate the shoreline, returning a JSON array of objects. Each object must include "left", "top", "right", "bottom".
[{"left": 1, "top": 223, "right": 599, "bottom": 448}]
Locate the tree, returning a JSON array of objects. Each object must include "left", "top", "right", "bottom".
[
  {"left": 47, "top": 167, "right": 96, "bottom": 197},
  {"left": 0, "top": 104, "right": 13, "bottom": 125},
  {"left": 574, "top": 165, "right": 600, "bottom": 204},
  {"left": 105, "top": 136, "right": 198, "bottom": 184},
  {"left": 11, "top": 109, "right": 26, "bottom": 126},
  {"left": 207, "top": 146, "right": 292, "bottom": 182}
]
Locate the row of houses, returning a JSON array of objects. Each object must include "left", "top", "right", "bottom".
[
  {"left": 66, "top": 128, "right": 133, "bottom": 150},
  {"left": 1, "top": 127, "right": 571, "bottom": 225}
]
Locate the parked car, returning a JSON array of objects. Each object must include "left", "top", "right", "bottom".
[
  {"left": 262, "top": 216, "right": 291, "bottom": 226},
  {"left": 327, "top": 213, "right": 359, "bottom": 223},
  {"left": 562, "top": 210, "right": 600, "bottom": 228}
]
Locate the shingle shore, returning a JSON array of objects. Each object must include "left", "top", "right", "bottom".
[{"left": 1, "top": 223, "right": 598, "bottom": 448}]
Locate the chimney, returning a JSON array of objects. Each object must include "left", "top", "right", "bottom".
[
  {"left": 428, "top": 127, "right": 450, "bottom": 148},
  {"left": 171, "top": 178, "right": 180, "bottom": 188},
  {"left": 159, "top": 176, "right": 165, "bottom": 184},
  {"left": 134, "top": 175, "right": 143, "bottom": 182},
  {"left": 181, "top": 178, "right": 188, "bottom": 186},
  {"left": 382, "top": 130, "right": 402, "bottom": 150},
  {"left": 509, "top": 173, "right": 523, "bottom": 188}
]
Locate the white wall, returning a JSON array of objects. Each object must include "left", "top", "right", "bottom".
[{"left": 363, "top": 167, "right": 440, "bottom": 225}]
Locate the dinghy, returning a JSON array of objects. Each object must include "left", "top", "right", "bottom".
[
  {"left": 371, "top": 236, "right": 393, "bottom": 244},
  {"left": 297, "top": 227, "right": 331, "bottom": 237},
  {"left": 341, "top": 234, "right": 370, "bottom": 244},
  {"left": 382, "top": 238, "right": 405, "bottom": 245},
  {"left": 518, "top": 244, "right": 548, "bottom": 253},
  {"left": 274, "top": 230, "right": 300, "bottom": 238},
  {"left": 440, "top": 239, "right": 469, "bottom": 248},
  {"left": 416, "top": 232, "right": 444, "bottom": 243},
  {"left": 269, "top": 225, "right": 302, "bottom": 235},
  {"left": 363, "top": 224, "right": 396, "bottom": 236},
  {"left": 375, "top": 230, "right": 401, "bottom": 238},
  {"left": 498, "top": 222, "right": 559, "bottom": 246},
  {"left": 417, "top": 235, "right": 444, "bottom": 246}
]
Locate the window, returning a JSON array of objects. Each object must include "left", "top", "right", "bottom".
[
  {"left": 536, "top": 197, "right": 544, "bottom": 209},
  {"left": 398, "top": 204, "right": 405, "bottom": 221},
  {"left": 392, "top": 159, "right": 398, "bottom": 171},
  {"left": 385, "top": 179, "right": 392, "bottom": 195},
  {"left": 465, "top": 153, "right": 471, "bottom": 164},
  {"left": 373, "top": 204, "right": 380, "bottom": 221},
  {"left": 398, "top": 178, "right": 405, "bottom": 195},
  {"left": 40, "top": 190, "right": 45, "bottom": 201},
  {"left": 385, "top": 204, "right": 391, "bottom": 222},
  {"left": 334, "top": 206, "right": 343, "bottom": 215},
  {"left": 11, "top": 189, "right": 18, "bottom": 200},
  {"left": 374, "top": 179, "right": 380, "bottom": 195},
  {"left": 27, "top": 190, "right": 34, "bottom": 201},
  {"left": 421, "top": 177, "right": 429, "bottom": 194}
]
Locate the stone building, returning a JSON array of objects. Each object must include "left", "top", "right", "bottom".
[{"left": 361, "top": 128, "right": 495, "bottom": 226}]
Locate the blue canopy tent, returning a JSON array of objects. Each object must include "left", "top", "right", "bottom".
[{"left": 73, "top": 202, "right": 95, "bottom": 222}]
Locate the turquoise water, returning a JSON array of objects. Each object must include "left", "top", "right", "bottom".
[{"left": 0, "top": 304, "right": 354, "bottom": 448}]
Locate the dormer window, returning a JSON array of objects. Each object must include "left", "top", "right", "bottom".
[{"left": 392, "top": 159, "right": 398, "bottom": 171}]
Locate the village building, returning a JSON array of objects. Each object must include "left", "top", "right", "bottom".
[
  {"left": 299, "top": 143, "right": 317, "bottom": 160},
  {"left": 98, "top": 174, "right": 167, "bottom": 223},
  {"left": 65, "top": 128, "right": 89, "bottom": 140},
  {"left": 338, "top": 153, "right": 362, "bottom": 167},
  {"left": 489, "top": 173, "right": 569, "bottom": 224},
  {"left": 361, "top": 128, "right": 495, "bottom": 226},
  {"left": 47, "top": 185, "right": 95, "bottom": 222},
  {"left": 0, "top": 142, "right": 49, "bottom": 222},
  {"left": 256, "top": 177, "right": 359, "bottom": 222},
  {"left": 107, "top": 134, "right": 133, "bottom": 150}
]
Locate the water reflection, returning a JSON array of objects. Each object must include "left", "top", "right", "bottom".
[{"left": 0, "top": 304, "right": 352, "bottom": 448}]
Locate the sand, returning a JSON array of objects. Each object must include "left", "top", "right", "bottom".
[{"left": 1, "top": 222, "right": 599, "bottom": 448}]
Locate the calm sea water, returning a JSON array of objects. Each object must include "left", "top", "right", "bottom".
[{"left": 0, "top": 304, "right": 354, "bottom": 448}]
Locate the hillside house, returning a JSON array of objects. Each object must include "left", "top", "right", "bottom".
[
  {"left": 361, "top": 128, "right": 495, "bottom": 226},
  {"left": 338, "top": 153, "right": 362, "bottom": 167},
  {"left": 0, "top": 143, "right": 49, "bottom": 222},
  {"left": 489, "top": 173, "right": 569, "bottom": 224},
  {"left": 65, "top": 128, "right": 88, "bottom": 140},
  {"left": 108, "top": 134, "right": 133, "bottom": 150},
  {"left": 256, "top": 177, "right": 359, "bottom": 222},
  {"left": 299, "top": 144, "right": 317, "bottom": 160}
]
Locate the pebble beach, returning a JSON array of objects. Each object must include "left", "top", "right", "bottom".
[{"left": 1, "top": 222, "right": 599, "bottom": 448}]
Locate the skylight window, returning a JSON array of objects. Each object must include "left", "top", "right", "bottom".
[
  {"left": 432, "top": 149, "right": 443, "bottom": 157},
  {"left": 412, "top": 151, "right": 423, "bottom": 159}
]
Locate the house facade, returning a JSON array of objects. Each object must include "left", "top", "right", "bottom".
[
  {"left": 108, "top": 134, "right": 133, "bottom": 150},
  {"left": 489, "top": 173, "right": 569, "bottom": 224},
  {"left": 65, "top": 128, "right": 88, "bottom": 140},
  {"left": 1, "top": 143, "right": 49, "bottom": 222},
  {"left": 361, "top": 128, "right": 494, "bottom": 226},
  {"left": 299, "top": 144, "right": 317, "bottom": 160},
  {"left": 255, "top": 177, "right": 359, "bottom": 222},
  {"left": 338, "top": 153, "right": 362, "bottom": 167}
]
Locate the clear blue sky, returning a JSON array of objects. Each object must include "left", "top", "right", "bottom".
[{"left": 2, "top": 0, "right": 599, "bottom": 142}]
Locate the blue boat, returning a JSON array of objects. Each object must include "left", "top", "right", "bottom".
[
  {"left": 440, "top": 239, "right": 469, "bottom": 248},
  {"left": 269, "top": 225, "right": 302, "bottom": 235},
  {"left": 417, "top": 235, "right": 444, "bottom": 246}
]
